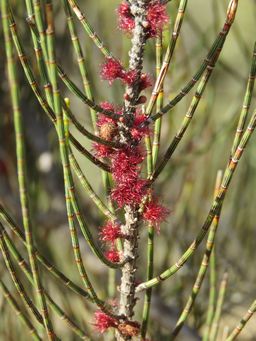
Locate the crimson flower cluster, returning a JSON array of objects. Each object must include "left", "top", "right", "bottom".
[
  {"left": 100, "top": 220, "right": 122, "bottom": 263},
  {"left": 143, "top": 197, "right": 170, "bottom": 233},
  {"left": 117, "top": 0, "right": 169, "bottom": 37},
  {"left": 93, "top": 310, "right": 141, "bottom": 336},
  {"left": 93, "top": 310, "right": 118, "bottom": 334},
  {"left": 101, "top": 57, "right": 152, "bottom": 90},
  {"left": 94, "top": 101, "right": 169, "bottom": 227}
]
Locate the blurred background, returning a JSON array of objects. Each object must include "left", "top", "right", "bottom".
[{"left": 0, "top": 0, "right": 256, "bottom": 339}]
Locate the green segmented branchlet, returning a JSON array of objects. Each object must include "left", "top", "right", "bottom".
[
  {"left": 64, "top": 185, "right": 99, "bottom": 302},
  {"left": 146, "top": 0, "right": 188, "bottom": 117},
  {"left": 170, "top": 171, "right": 223, "bottom": 340},
  {"left": 141, "top": 29, "right": 165, "bottom": 339},
  {"left": 44, "top": 5, "right": 123, "bottom": 271},
  {"left": 25, "top": 0, "right": 54, "bottom": 108},
  {"left": 144, "top": 135, "right": 153, "bottom": 179},
  {"left": 147, "top": 0, "right": 238, "bottom": 123},
  {"left": 185, "top": 13, "right": 243, "bottom": 83},
  {"left": 68, "top": 135, "right": 111, "bottom": 172},
  {"left": 2, "top": 2, "right": 113, "bottom": 298},
  {"left": 0, "top": 202, "right": 90, "bottom": 299},
  {"left": 32, "top": 0, "right": 52, "bottom": 78},
  {"left": 136, "top": 102, "right": 256, "bottom": 293},
  {"left": 63, "top": 100, "right": 120, "bottom": 148},
  {"left": 45, "top": 4, "right": 116, "bottom": 149},
  {"left": 225, "top": 300, "right": 256, "bottom": 341},
  {"left": 26, "top": 18, "right": 118, "bottom": 122},
  {"left": 0, "top": 279, "right": 42, "bottom": 341},
  {"left": 152, "top": 33, "right": 164, "bottom": 167},
  {"left": 33, "top": 1, "right": 107, "bottom": 302},
  {"left": 62, "top": 0, "right": 97, "bottom": 130},
  {"left": 45, "top": 2, "right": 111, "bottom": 276},
  {"left": 64, "top": 99, "right": 120, "bottom": 231},
  {"left": 141, "top": 223, "right": 154, "bottom": 339},
  {"left": 203, "top": 44, "right": 256, "bottom": 341},
  {"left": 8, "top": 13, "right": 111, "bottom": 172},
  {"left": 0, "top": 223, "right": 90, "bottom": 340},
  {"left": 24, "top": 0, "right": 50, "bottom": 90},
  {"left": 67, "top": 137, "right": 125, "bottom": 268},
  {"left": 64, "top": 185, "right": 113, "bottom": 314},
  {"left": 26, "top": 13, "right": 119, "bottom": 127},
  {"left": 2, "top": 3, "right": 56, "bottom": 339},
  {"left": 231, "top": 43, "right": 256, "bottom": 157},
  {"left": 57, "top": 65, "right": 119, "bottom": 119},
  {"left": 203, "top": 247, "right": 217, "bottom": 341},
  {"left": 25, "top": 20, "right": 120, "bottom": 149},
  {"left": 69, "top": 151, "right": 116, "bottom": 221},
  {"left": 25, "top": 17, "right": 114, "bottom": 120},
  {"left": 9, "top": 19, "right": 55, "bottom": 124},
  {"left": 208, "top": 272, "right": 228, "bottom": 341},
  {"left": 0, "top": 225, "right": 43, "bottom": 326},
  {"left": 152, "top": 34, "right": 226, "bottom": 182},
  {"left": 219, "top": 0, "right": 250, "bottom": 64},
  {"left": 62, "top": 110, "right": 114, "bottom": 313},
  {"left": 45, "top": 295, "right": 90, "bottom": 340},
  {"left": 61, "top": 0, "right": 120, "bottom": 254},
  {"left": 67, "top": 0, "right": 111, "bottom": 58}
]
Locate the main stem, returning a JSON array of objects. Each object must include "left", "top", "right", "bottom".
[
  {"left": 117, "top": 1, "right": 149, "bottom": 340},
  {"left": 119, "top": 207, "right": 140, "bottom": 319}
]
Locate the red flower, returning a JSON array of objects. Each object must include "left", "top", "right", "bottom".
[
  {"left": 97, "top": 102, "right": 116, "bottom": 126},
  {"left": 93, "top": 310, "right": 118, "bottom": 333},
  {"left": 110, "top": 145, "right": 147, "bottom": 207},
  {"left": 147, "top": 1, "right": 169, "bottom": 37},
  {"left": 131, "top": 111, "right": 150, "bottom": 140},
  {"left": 122, "top": 70, "right": 152, "bottom": 91},
  {"left": 101, "top": 58, "right": 124, "bottom": 84},
  {"left": 111, "top": 178, "right": 148, "bottom": 207},
  {"left": 117, "top": 1, "right": 168, "bottom": 38},
  {"left": 117, "top": 2, "right": 135, "bottom": 33},
  {"left": 143, "top": 198, "right": 170, "bottom": 231},
  {"left": 100, "top": 101, "right": 116, "bottom": 112},
  {"left": 122, "top": 69, "right": 137, "bottom": 85},
  {"left": 97, "top": 102, "right": 122, "bottom": 127},
  {"left": 139, "top": 73, "right": 152, "bottom": 91},
  {"left": 100, "top": 221, "right": 122, "bottom": 243},
  {"left": 105, "top": 248, "right": 120, "bottom": 263},
  {"left": 93, "top": 143, "right": 113, "bottom": 158},
  {"left": 111, "top": 146, "right": 144, "bottom": 182}
]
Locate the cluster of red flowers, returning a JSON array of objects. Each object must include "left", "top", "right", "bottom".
[
  {"left": 93, "top": 310, "right": 118, "bottom": 334},
  {"left": 143, "top": 197, "right": 170, "bottom": 233},
  {"left": 111, "top": 146, "right": 148, "bottom": 207},
  {"left": 93, "top": 100, "right": 169, "bottom": 229},
  {"left": 100, "top": 221, "right": 122, "bottom": 242},
  {"left": 117, "top": 0, "right": 169, "bottom": 37},
  {"left": 101, "top": 57, "right": 152, "bottom": 90},
  {"left": 99, "top": 220, "right": 122, "bottom": 263},
  {"left": 93, "top": 310, "right": 141, "bottom": 336}
]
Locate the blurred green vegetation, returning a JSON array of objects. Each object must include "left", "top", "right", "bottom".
[{"left": 0, "top": 0, "right": 256, "bottom": 340}]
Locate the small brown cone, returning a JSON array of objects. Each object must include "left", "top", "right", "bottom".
[{"left": 99, "top": 122, "right": 117, "bottom": 141}]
